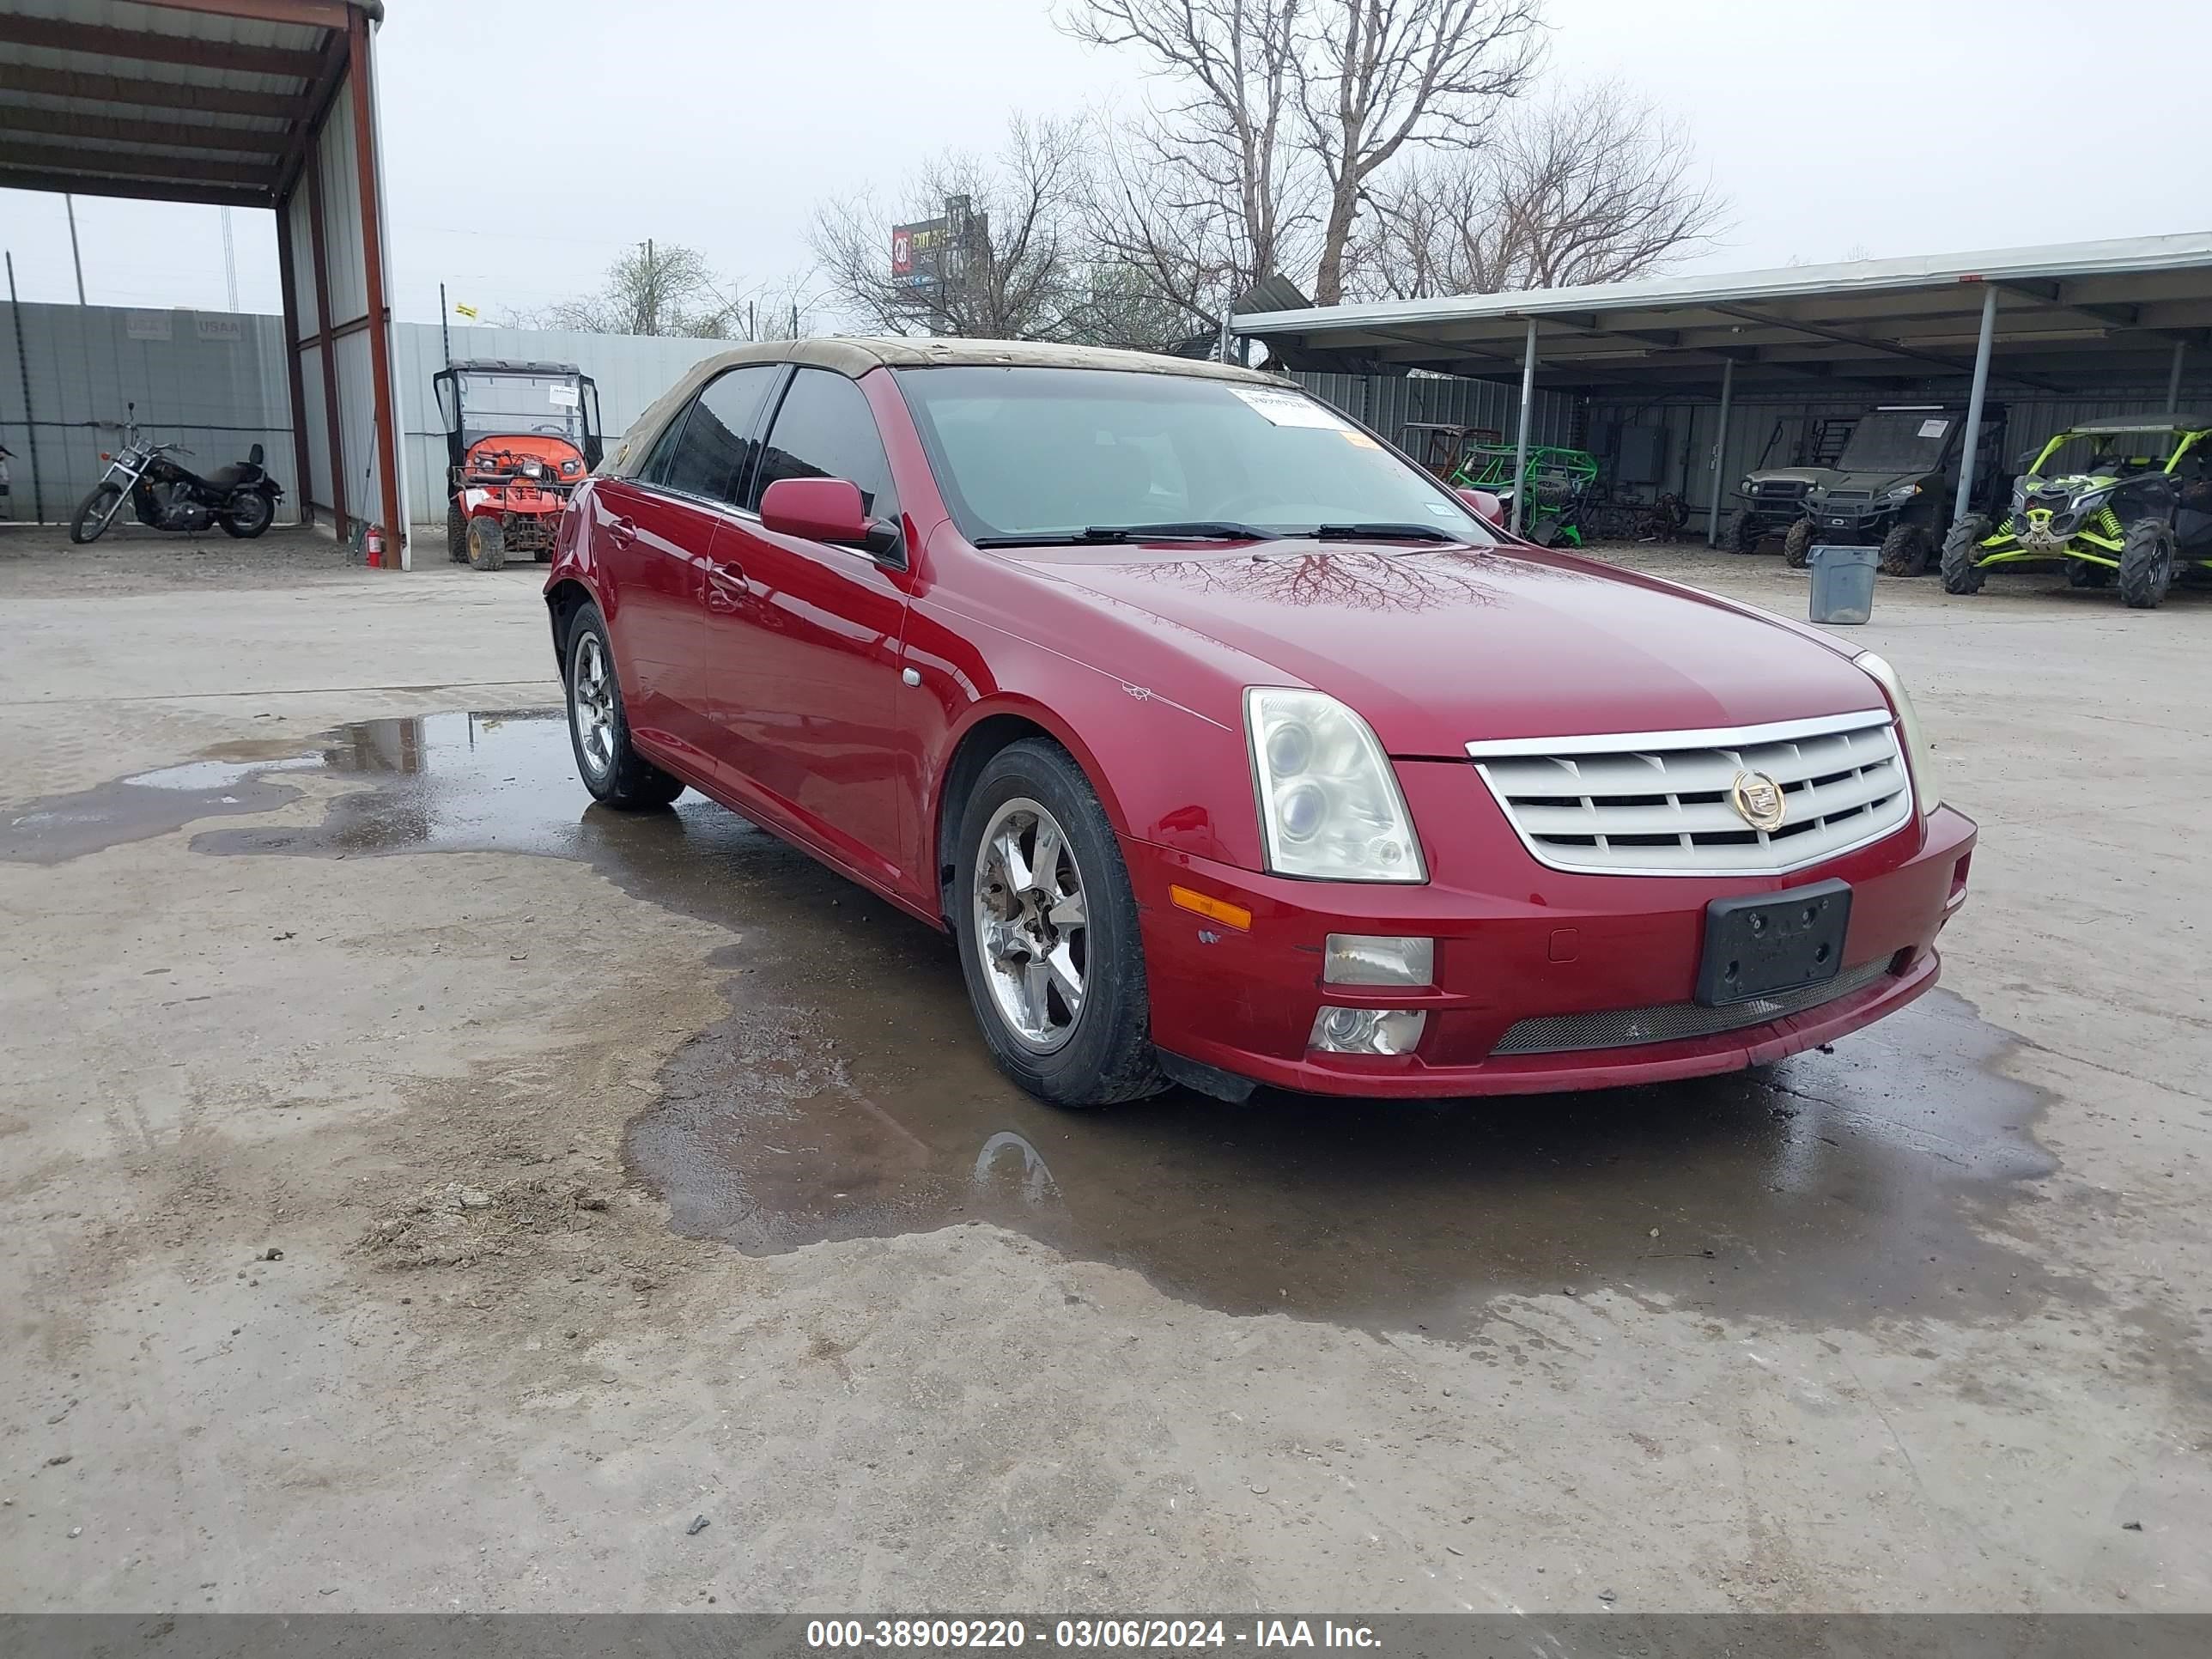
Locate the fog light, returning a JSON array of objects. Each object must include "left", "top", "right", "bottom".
[
  {"left": 1309, "top": 1006, "right": 1426, "bottom": 1055},
  {"left": 1323, "top": 933, "right": 1434, "bottom": 986}
]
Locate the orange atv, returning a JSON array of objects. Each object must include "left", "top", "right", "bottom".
[{"left": 433, "top": 359, "right": 603, "bottom": 570}]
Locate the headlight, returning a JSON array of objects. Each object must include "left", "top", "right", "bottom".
[
  {"left": 1245, "top": 688, "right": 1425, "bottom": 882},
  {"left": 1853, "top": 652, "right": 1942, "bottom": 816},
  {"left": 1739, "top": 477, "right": 1755, "bottom": 495},
  {"left": 1884, "top": 483, "right": 1922, "bottom": 501}
]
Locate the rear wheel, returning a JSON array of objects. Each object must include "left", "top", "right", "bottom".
[
  {"left": 2064, "top": 559, "right": 2111, "bottom": 589},
  {"left": 953, "top": 739, "right": 1164, "bottom": 1109},
  {"left": 1729, "top": 513, "right": 1765, "bottom": 554},
  {"left": 1879, "top": 520, "right": 1930, "bottom": 577},
  {"left": 2118, "top": 520, "right": 2175, "bottom": 610},
  {"left": 1783, "top": 518, "right": 1814, "bottom": 568},
  {"left": 564, "top": 604, "right": 684, "bottom": 808},
  {"left": 1940, "top": 515, "right": 1988, "bottom": 594},
  {"left": 220, "top": 489, "right": 272, "bottom": 538},
  {"left": 447, "top": 499, "right": 468, "bottom": 562},
  {"left": 69, "top": 483, "right": 124, "bottom": 544},
  {"left": 465, "top": 514, "right": 506, "bottom": 572}
]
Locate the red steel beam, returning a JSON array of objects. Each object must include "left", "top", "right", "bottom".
[
  {"left": 346, "top": 3, "right": 403, "bottom": 561},
  {"left": 0, "top": 104, "right": 291, "bottom": 157},
  {"left": 144, "top": 0, "right": 353, "bottom": 27},
  {"left": 0, "top": 62, "right": 311, "bottom": 118},
  {"left": 0, "top": 167, "right": 268, "bottom": 209},
  {"left": 0, "top": 15, "right": 324, "bottom": 79}
]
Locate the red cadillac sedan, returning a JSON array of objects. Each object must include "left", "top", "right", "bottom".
[{"left": 544, "top": 340, "right": 1974, "bottom": 1108}]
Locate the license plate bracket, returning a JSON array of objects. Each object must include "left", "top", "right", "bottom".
[{"left": 1696, "top": 879, "right": 1852, "bottom": 1007}]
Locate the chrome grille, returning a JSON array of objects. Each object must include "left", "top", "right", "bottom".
[
  {"left": 1752, "top": 480, "right": 1808, "bottom": 499},
  {"left": 1466, "top": 710, "right": 1911, "bottom": 877},
  {"left": 1490, "top": 957, "right": 1895, "bottom": 1056}
]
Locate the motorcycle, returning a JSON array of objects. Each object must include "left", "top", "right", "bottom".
[{"left": 69, "top": 404, "right": 283, "bottom": 545}]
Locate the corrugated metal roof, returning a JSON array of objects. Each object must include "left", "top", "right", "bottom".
[
  {"left": 0, "top": 1, "right": 368, "bottom": 208},
  {"left": 1236, "top": 234, "right": 2212, "bottom": 398}
]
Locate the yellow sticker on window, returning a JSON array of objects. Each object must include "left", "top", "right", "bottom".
[{"left": 1341, "top": 429, "right": 1381, "bottom": 449}]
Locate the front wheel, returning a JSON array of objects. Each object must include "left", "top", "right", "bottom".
[
  {"left": 220, "top": 489, "right": 273, "bottom": 538},
  {"left": 2065, "top": 559, "right": 2111, "bottom": 589},
  {"left": 1782, "top": 518, "right": 1814, "bottom": 568},
  {"left": 1729, "top": 514, "right": 1765, "bottom": 554},
  {"left": 1940, "top": 515, "right": 1989, "bottom": 594},
  {"left": 2118, "top": 521, "right": 2175, "bottom": 610},
  {"left": 465, "top": 514, "right": 506, "bottom": 572},
  {"left": 69, "top": 483, "right": 124, "bottom": 544},
  {"left": 1879, "top": 520, "right": 1930, "bottom": 577},
  {"left": 953, "top": 739, "right": 1164, "bottom": 1108},
  {"left": 563, "top": 605, "right": 684, "bottom": 809}
]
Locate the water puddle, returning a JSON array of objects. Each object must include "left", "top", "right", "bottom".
[{"left": 7, "top": 709, "right": 2065, "bottom": 1334}]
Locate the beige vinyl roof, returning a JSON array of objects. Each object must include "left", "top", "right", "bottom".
[{"left": 603, "top": 336, "right": 1291, "bottom": 478}]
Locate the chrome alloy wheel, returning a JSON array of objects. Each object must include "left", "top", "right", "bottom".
[
  {"left": 973, "top": 796, "right": 1090, "bottom": 1052},
  {"left": 570, "top": 632, "right": 617, "bottom": 780}
]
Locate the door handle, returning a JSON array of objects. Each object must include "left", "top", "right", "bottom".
[
  {"left": 704, "top": 561, "right": 747, "bottom": 612},
  {"left": 606, "top": 514, "right": 637, "bottom": 545}
]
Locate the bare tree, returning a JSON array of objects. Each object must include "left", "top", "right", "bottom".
[
  {"left": 1364, "top": 83, "right": 1725, "bottom": 296},
  {"left": 537, "top": 241, "right": 738, "bottom": 337},
  {"left": 1063, "top": 2, "right": 1315, "bottom": 337},
  {"left": 1068, "top": 0, "right": 1543, "bottom": 307},
  {"left": 811, "top": 115, "right": 1096, "bottom": 340}
]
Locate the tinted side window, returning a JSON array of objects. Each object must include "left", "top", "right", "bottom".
[
  {"left": 636, "top": 401, "right": 691, "bottom": 485},
  {"left": 662, "top": 366, "right": 780, "bottom": 501},
  {"left": 750, "top": 368, "right": 899, "bottom": 520}
]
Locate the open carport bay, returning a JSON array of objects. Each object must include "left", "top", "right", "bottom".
[{"left": 1, "top": 526, "right": 2206, "bottom": 1611}]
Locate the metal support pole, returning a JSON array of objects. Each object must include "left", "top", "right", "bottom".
[
  {"left": 1952, "top": 284, "right": 1998, "bottom": 526},
  {"left": 1705, "top": 357, "right": 1735, "bottom": 547},
  {"left": 2166, "top": 340, "right": 2187, "bottom": 414},
  {"left": 1511, "top": 319, "right": 1537, "bottom": 534},
  {"left": 7, "top": 252, "right": 46, "bottom": 520},
  {"left": 64, "top": 197, "right": 86, "bottom": 304},
  {"left": 439, "top": 282, "right": 452, "bottom": 368}
]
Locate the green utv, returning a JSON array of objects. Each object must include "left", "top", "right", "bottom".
[
  {"left": 1765, "top": 404, "right": 2008, "bottom": 575},
  {"left": 1942, "top": 415, "right": 2212, "bottom": 609}
]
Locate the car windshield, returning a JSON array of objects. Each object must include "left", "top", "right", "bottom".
[
  {"left": 1836, "top": 410, "right": 1959, "bottom": 476},
  {"left": 2034, "top": 431, "right": 2171, "bottom": 477},
  {"left": 894, "top": 366, "right": 1494, "bottom": 545},
  {"left": 455, "top": 371, "right": 584, "bottom": 448}
]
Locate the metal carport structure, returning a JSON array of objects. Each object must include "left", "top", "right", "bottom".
[
  {"left": 0, "top": 0, "right": 406, "bottom": 563},
  {"left": 1235, "top": 235, "right": 2212, "bottom": 542}
]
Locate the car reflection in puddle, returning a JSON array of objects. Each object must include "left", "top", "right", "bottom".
[{"left": 10, "top": 708, "right": 2062, "bottom": 1337}]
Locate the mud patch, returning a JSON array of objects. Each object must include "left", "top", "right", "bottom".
[{"left": 173, "top": 709, "right": 2063, "bottom": 1334}]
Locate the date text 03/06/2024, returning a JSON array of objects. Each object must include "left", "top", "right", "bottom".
[{"left": 805, "top": 1619, "right": 1382, "bottom": 1649}]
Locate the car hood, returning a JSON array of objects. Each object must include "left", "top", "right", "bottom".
[
  {"left": 1016, "top": 543, "right": 1886, "bottom": 755},
  {"left": 1748, "top": 467, "right": 1834, "bottom": 489}
]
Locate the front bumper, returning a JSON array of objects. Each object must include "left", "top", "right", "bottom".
[
  {"left": 1127, "top": 762, "right": 1976, "bottom": 1098},
  {"left": 1808, "top": 501, "right": 1904, "bottom": 540}
]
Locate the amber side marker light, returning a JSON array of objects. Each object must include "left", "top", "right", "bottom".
[{"left": 1170, "top": 884, "right": 1252, "bottom": 932}]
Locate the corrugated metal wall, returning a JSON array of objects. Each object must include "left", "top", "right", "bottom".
[
  {"left": 395, "top": 324, "right": 729, "bottom": 522},
  {"left": 0, "top": 301, "right": 295, "bottom": 525},
  {"left": 1586, "top": 375, "right": 2212, "bottom": 533},
  {"left": 1291, "top": 370, "right": 1582, "bottom": 456}
]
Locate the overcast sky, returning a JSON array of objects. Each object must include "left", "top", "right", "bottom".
[{"left": 3, "top": 0, "right": 2203, "bottom": 321}]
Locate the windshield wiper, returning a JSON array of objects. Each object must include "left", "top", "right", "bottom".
[
  {"left": 1310, "top": 522, "right": 1462, "bottom": 543},
  {"left": 973, "top": 521, "right": 1279, "bottom": 548}
]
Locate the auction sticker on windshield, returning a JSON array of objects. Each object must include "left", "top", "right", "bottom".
[{"left": 1231, "top": 386, "right": 1352, "bottom": 429}]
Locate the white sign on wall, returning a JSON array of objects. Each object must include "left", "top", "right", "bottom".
[
  {"left": 125, "top": 313, "right": 173, "bottom": 341},
  {"left": 196, "top": 316, "right": 243, "bottom": 343}
]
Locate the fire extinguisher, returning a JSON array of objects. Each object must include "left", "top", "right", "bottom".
[{"left": 365, "top": 524, "right": 385, "bottom": 567}]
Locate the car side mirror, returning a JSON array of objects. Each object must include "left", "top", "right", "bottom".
[
  {"left": 1455, "top": 486, "right": 1504, "bottom": 526},
  {"left": 760, "top": 476, "right": 873, "bottom": 544}
]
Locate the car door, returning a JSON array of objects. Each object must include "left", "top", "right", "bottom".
[
  {"left": 597, "top": 366, "right": 781, "bottom": 773},
  {"left": 696, "top": 367, "right": 915, "bottom": 894}
]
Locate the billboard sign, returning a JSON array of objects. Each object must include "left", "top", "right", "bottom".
[{"left": 891, "top": 217, "right": 950, "bottom": 289}]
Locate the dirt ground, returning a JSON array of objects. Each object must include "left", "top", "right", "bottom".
[{"left": 1, "top": 523, "right": 2206, "bottom": 1613}]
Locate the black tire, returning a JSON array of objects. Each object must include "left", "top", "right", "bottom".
[
  {"left": 562, "top": 604, "right": 684, "bottom": 809},
  {"left": 447, "top": 499, "right": 469, "bottom": 562},
  {"left": 2118, "top": 520, "right": 2175, "bottom": 610},
  {"left": 69, "top": 483, "right": 123, "bottom": 545},
  {"left": 951, "top": 738, "right": 1165, "bottom": 1109},
  {"left": 1729, "top": 513, "right": 1765, "bottom": 554},
  {"left": 1879, "top": 520, "right": 1930, "bottom": 577},
  {"left": 1782, "top": 518, "right": 1814, "bottom": 569},
  {"left": 220, "top": 489, "right": 273, "bottom": 539},
  {"left": 1940, "top": 515, "right": 1988, "bottom": 595},
  {"left": 2064, "top": 559, "right": 2111, "bottom": 589},
  {"left": 465, "top": 514, "right": 506, "bottom": 572}
]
